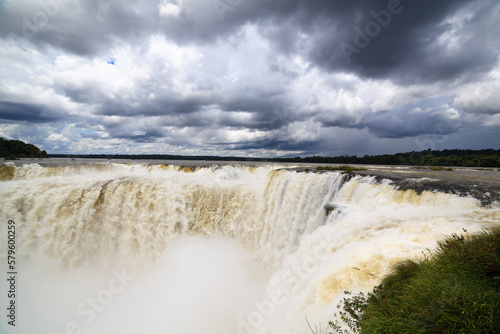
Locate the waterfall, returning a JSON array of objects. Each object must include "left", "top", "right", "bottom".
[{"left": 0, "top": 162, "right": 498, "bottom": 334}]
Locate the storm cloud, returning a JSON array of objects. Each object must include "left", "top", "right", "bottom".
[{"left": 0, "top": 0, "right": 499, "bottom": 156}]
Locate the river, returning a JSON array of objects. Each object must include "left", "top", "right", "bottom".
[{"left": 1, "top": 159, "right": 499, "bottom": 333}]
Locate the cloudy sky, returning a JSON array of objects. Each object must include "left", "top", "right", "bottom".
[{"left": 0, "top": 0, "right": 499, "bottom": 157}]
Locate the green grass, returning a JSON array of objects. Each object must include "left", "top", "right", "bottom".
[
  {"left": 316, "top": 165, "right": 368, "bottom": 173},
  {"left": 329, "top": 228, "right": 500, "bottom": 333}
]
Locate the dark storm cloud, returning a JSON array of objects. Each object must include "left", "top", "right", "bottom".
[
  {"left": 1, "top": 0, "right": 499, "bottom": 156},
  {"left": 156, "top": 0, "right": 500, "bottom": 83},
  {"left": 2, "top": 0, "right": 497, "bottom": 82},
  {"left": 97, "top": 116, "right": 167, "bottom": 141},
  {"left": 116, "top": 129, "right": 166, "bottom": 142},
  {"left": 0, "top": 101, "right": 61, "bottom": 123},
  {"left": 169, "top": 0, "right": 499, "bottom": 88},
  {"left": 254, "top": 0, "right": 500, "bottom": 83},
  {"left": 98, "top": 95, "right": 210, "bottom": 117},
  {"left": 360, "top": 109, "right": 461, "bottom": 139},
  {"left": 216, "top": 97, "right": 302, "bottom": 130},
  {"left": 316, "top": 98, "right": 462, "bottom": 139},
  {"left": 216, "top": 107, "right": 298, "bottom": 130},
  {"left": 0, "top": 0, "right": 158, "bottom": 56},
  {"left": 93, "top": 88, "right": 299, "bottom": 131},
  {"left": 55, "top": 83, "right": 110, "bottom": 105},
  {"left": 219, "top": 136, "right": 318, "bottom": 153}
]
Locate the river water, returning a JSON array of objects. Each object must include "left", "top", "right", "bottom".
[{"left": 0, "top": 159, "right": 499, "bottom": 333}]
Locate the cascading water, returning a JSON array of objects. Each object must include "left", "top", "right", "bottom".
[{"left": 0, "top": 161, "right": 498, "bottom": 334}]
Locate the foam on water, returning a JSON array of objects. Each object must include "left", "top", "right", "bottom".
[{"left": 0, "top": 162, "right": 498, "bottom": 333}]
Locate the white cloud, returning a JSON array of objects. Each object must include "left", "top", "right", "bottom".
[
  {"left": 453, "top": 77, "right": 500, "bottom": 114},
  {"left": 46, "top": 133, "right": 70, "bottom": 142},
  {"left": 159, "top": 1, "right": 181, "bottom": 17}
]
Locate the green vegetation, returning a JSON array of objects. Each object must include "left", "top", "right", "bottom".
[
  {"left": 317, "top": 166, "right": 368, "bottom": 173},
  {"left": 422, "top": 153, "right": 500, "bottom": 168},
  {"left": 280, "top": 149, "right": 500, "bottom": 167},
  {"left": 50, "top": 149, "right": 500, "bottom": 168},
  {"left": 324, "top": 204, "right": 341, "bottom": 216},
  {"left": 0, "top": 138, "right": 48, "bottom": 159},
  {"left": 346, "top": 149, "right": 498, "bottom": 167},
  {"left": 429, "top": 166, "right": 454, "bottom": 171},
  {"left": 329, "top": 228, "right": 500, "bottom": 333}
]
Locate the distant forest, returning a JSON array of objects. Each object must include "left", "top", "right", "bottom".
[
  {"left": 0, "top": 138, "right": 48, "bottom": 159},
  {"left": 1, "top": 137, "right": 499, "bottom": 167},
  {"left": 50, "top": 148, "right": 500, "bottom": 167}
]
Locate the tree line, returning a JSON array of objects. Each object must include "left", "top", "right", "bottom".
[
  {"left": 2, "top": 137, "right": 499, "bottom": 167},
  {"left": 275, "top": 149, "right": 500, "bottom": 167},
  {"left": 50, "top": 149, "right": 500, "bottom": 167},
  {"left": 0, "top": 138, "right": 48, "bottom": 159}
]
